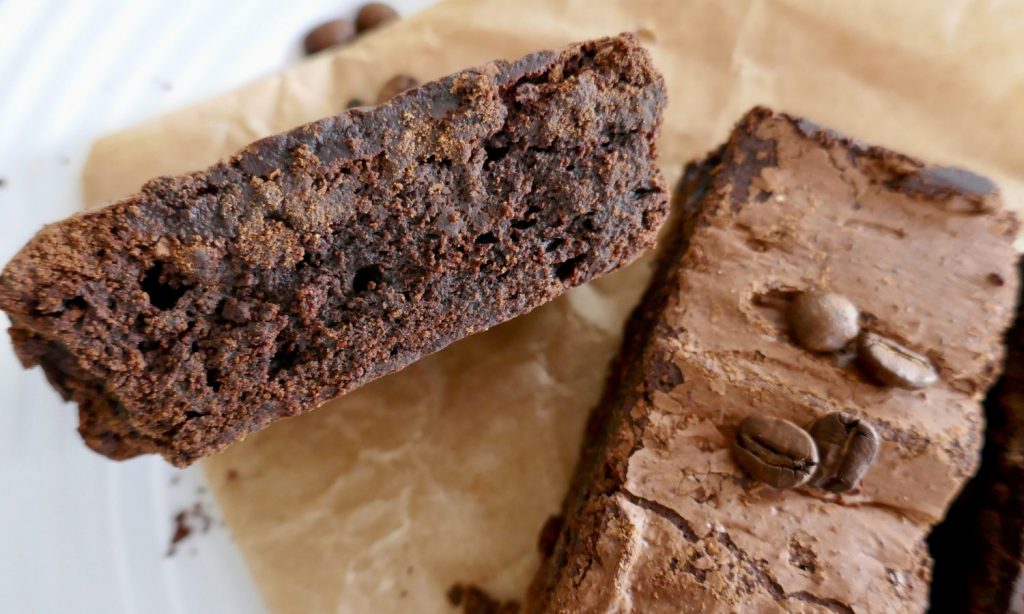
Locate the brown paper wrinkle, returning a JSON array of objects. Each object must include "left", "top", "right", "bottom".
[{"left": 81, "top": 0, "right": 1023, "bottom": 612}]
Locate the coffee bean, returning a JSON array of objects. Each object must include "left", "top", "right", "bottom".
[
  {"left": 356, "top": 3, "right": 399, "bottom": 33},
  {"left": 787, "top": 291, "right": 860, "bottom": 352},
  {"left": 857, "top": 332, "right": 938, "bottom": 389},
  {"left": 376, "top": 74, "right": 419, "bottom": 104},
  {"left": 807, "top": 412, "right": 879, "bottom": 493},
  {"left": 304, "top": 19, "right": 356, "bottom": 56},
  {"left": 732, "top": 415, "right": 818, "bottom": 488}
]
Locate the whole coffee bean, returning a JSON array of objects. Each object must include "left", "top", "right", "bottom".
[
  {"left": 787, "top": 291, "right": 860, "bottom": 352},
  {"left": 807, "top": 412, "right": 879, "bottom": 493},
  {"left": 857, "top": 332, "right": 938, "bottom": 389},
  {"left": 732, "top": 415, "right": 819, "bottom": 488},
  {"left": 356, "top": 3, "right": 399, "bottom": 33},
  {"left": 376, "top": 74, "right": 419, "bottom": 104},
  {"left": 304, "top": 19, "right": 356, "bottom": 56}
]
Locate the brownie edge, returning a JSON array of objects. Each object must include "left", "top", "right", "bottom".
[{"left": 0, "top": 34, "right": 668, "bottom": 467}]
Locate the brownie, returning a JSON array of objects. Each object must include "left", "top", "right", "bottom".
[
  {"left": 930, "top": 259, "right": 1024, "bottom": 613},
  {"left": 527, "top": 108, "right": 1020, "bottom": 612},
  {"left": 0, "top": 34, "right": 668, "bottom": 467}
]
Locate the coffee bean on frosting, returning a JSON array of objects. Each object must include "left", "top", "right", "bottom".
[
  {"left": 732, "top": 415, "right": 818, "bottom": 488},
  {"left": 857, "top": 332, "right": 938, "bottom": 389},
  {"left": 787, "top": 291, "right": 860, "bottom": 352},
  {"left": 303, "top": 19, "right": 356, "bottom": 56},
  {"left": 807, "top": 412, "right": 879, "bottom": 493}
]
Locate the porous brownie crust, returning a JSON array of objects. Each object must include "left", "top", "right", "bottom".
[
  {"left": 528, "top": 108, "right": 1020, "bottom": 613},
  {"left": 0, "top": 34, "right": 668, "bottom": 467}
]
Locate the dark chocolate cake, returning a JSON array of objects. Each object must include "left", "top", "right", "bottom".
[{"left": 0, "top": 34, "right": 668, "bottom": 467}]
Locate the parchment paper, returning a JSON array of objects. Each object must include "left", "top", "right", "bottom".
[{"left": 82, "top": 1, "right": 1024, "bottom": 612}]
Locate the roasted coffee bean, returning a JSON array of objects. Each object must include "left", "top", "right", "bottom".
[
  {"left": 857, "top": 332, "right": 938, "bottom": 389},
  {"left": 807, "top": 412, "right": 879, "bottom": 493},
  {"left": 787, "top": 291, "right": 860, "bottom": 352},
  {"left": 303, "top": 19, "right": 356, "bottom": 55},
  {"left": 732, "top": 415, "right": 818, "bottom": 488},
  {"left": 356, "top": 2, "right": 399, "bottom": 33},
  {"left": 376, "top": 74, "right": 419, "bottom": 104}
]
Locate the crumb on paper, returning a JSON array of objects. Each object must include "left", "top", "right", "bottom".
[
  {"left": 167, "top": 502, "right": 214, "bottom": 557},
  {"left": 446, "top": 583, "right": 521, "bottom": 614}
]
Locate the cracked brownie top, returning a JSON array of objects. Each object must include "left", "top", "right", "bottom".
[{"left": 528, "top": 107, "right": 1020, "bottom": 613}]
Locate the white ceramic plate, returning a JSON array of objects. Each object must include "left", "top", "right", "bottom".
[{"left": 0, "top": 1, "right": 434, "bottom": 612}]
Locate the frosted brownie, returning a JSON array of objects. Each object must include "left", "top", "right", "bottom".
[
  {"left": 0, "top": 34, "right": 668, "bottom": 467},
  {"left": 528, "top": 108, "right": 1020, "bottom": 612}
]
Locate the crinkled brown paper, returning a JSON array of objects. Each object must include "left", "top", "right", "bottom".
[{"left": 83, "top": 0, "right": 1024, "bottom": 611}]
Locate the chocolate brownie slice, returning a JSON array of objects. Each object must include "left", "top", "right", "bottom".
[
  {"left": 528, "top": 108, "right": 1019, "bottom": 612},
  {"left": 930, "top": 259, "right": 1024, "bottom": 613},
  {"left": 0, "top": 34, "right": 668, "bottom": 467}
]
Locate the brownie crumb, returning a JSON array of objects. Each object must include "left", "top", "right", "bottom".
[
  {"left": 166, "top": 502, "right": 213, "bottom": 556},
  {"left": 789, "top": 539, "right": 819, "bottom": 574},
  {"left": 168, "top": 511, "right": 191, "bottom": 555},
  {"left": 225, "top": 468, "right": 239, "bottom": 482},
  {"left": 447, "top": 584, "right": 520, "bottom": 614}
]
